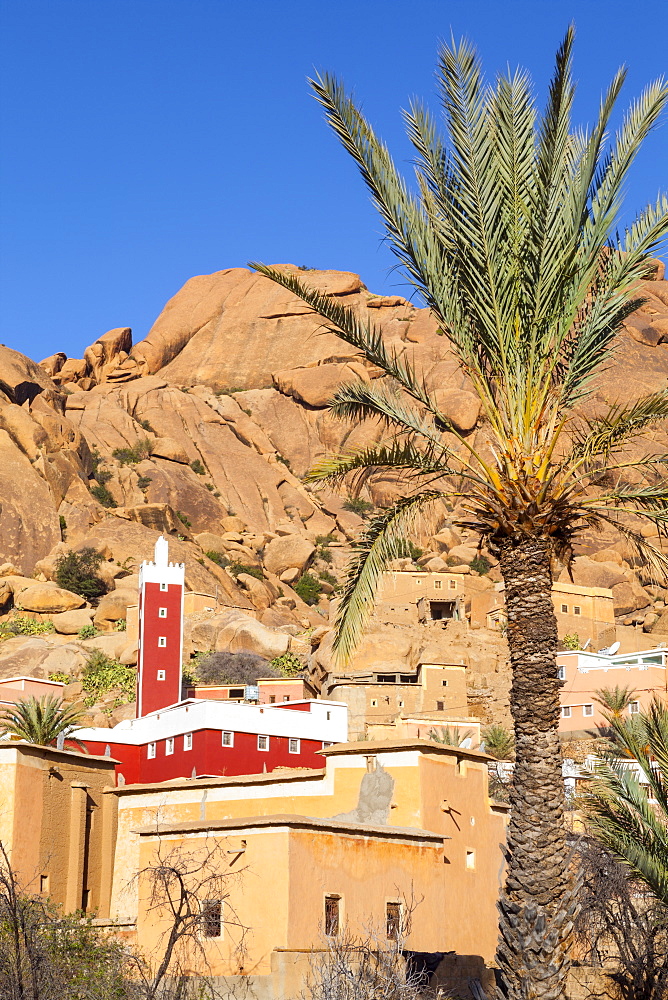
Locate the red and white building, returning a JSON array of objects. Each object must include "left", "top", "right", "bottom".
[{"left": 75, "top": 536, "right": 348, "bottom": 784}]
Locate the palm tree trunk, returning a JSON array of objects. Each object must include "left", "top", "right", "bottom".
[{"left": 495, "top": 536, "right": 577, "bottom": 1000}]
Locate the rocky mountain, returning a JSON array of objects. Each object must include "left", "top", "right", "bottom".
[{"left": 0, "top": 260, "right": 667, "bottom": 724}]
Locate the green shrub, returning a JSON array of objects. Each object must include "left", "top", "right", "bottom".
[
  {"left": 205, "top": 482, "right": 214, "bottom": 491},
  {"left": 190, "top": 459, "right": 206, "bottom": 475},
  {"left": 112, "top": 437, "right": 153, "bottom": 465},
  {"left": 276, "top": 454, "right": 290, "bottom": 468},
  {"left": 396, "top": 538, "right": 423, "bottom": 561},
  {"left": 137, "top": 475, "right": 152, "bottom": 491},
  {"left": 55, "top": 548, "right": 107, "bottom": 601},
  {"left": 318, "top": 569, "right": 337, "bottom": 586},
  {"left": 115, "top": 618, "right": 127, "bottom": 632},
  {"left": 294, "top": 573, "right": 322, "bottom": 605},
  {"left": 138, "top": 418, "right": 154, "bottom": 432},
  {"left": 342, "top": 496, "right": 374, "bottom": 517},
  {"left": 0, "top": 615, "right": 55, "bottom": 637},
  {"left": 563, "top": 633, "right": 580, "bottom": 651},
  {"left": 48, "top": 671, "right": 69, "bottom": 684},
  {"left": 176, "top": 511, "right": 192, "bottom": 528},
  {"left": 229, "top": 562, "right": 263, "bottom": 580},
  {"left": 77, "top": 623, "right": 99, "bottom": 639},
  {"left": 206, "top": 550, "right": 228, "bottom": 568},
  {"left": 90, "top": 483, "right": 117, "bottom": 508},
  {"left": 469, "top": 554, "right": 491, "bottom": 575},
  {"left": 59, "top": 515, "right": 67, "bottom": 535},
  {"left": 269, "top": 651, "right": 304, "bottom": 677},
  {"left": 82, "top": 650, "right": 135, "bottom": 707}
]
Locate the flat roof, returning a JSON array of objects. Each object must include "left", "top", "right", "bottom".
[
  {"left": 133, "top": 812, "right": 448, "bottom": 842},
  {"left": 110, "top": 766, "right": 327, "bottom": 796},
  {"left": 0, "top": 740, "right": 118, "bottom": 766},
  {"left": 319, "top": 738, "right": 492, "bottom": 762}
]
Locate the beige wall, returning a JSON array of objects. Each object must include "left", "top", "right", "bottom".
[{"left": 0, "top": 743, "right": 117, "bottom": 914}]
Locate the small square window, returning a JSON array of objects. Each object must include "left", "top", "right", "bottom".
[
  {"left": 386, "top": 901, "right": 401, "bottom": 939},
  {"left": 436, "top": 700, "right": 444, "bottom": 711},
  {"left": 466, "top": 850, "right": 476, "bottom": 870},
  {"left": 288, "top": 738, "right": 300, "bottom": 754},
  {"left": 165, "top": 738, "right": 174, "bottom": 755},
  {"left": 442, "top": 679, "right": 449, "bottom": 687},
  {"left": 449, "top": 579, "right": 457, "bottom": 590},
  {"left": 434, "top": 580, "right": 442, "bottom": 590},
  {"left": 147, "top": 742, "right": 156, "bottom": 759},
  {"left": 184, "top": 733, "right": 192, "bottom": 750},
  {"left": 160, "top": 582, "right": 168, "bottom": 592},
  {"left": 398, "top": 700, "right": 404, "bottom": 708},
  {"left": 370, "top": 699, "right": 378, "bottom": 708},
  {"left": 222, "top": 731, "right": 234, "bottom": 747},
  {"left": 413, "top": 577, "right": 422, "bottom": 585},
  {"left": 324, "top": 895, "right": 340, "bottom": 936},
  {"left": 201, "top": 899, "right": 222, "bottom": 938},
  {"left": 583, "top": 705, "right": 593, "bottom": 717},
  {"left": 561, "top": 706, "right": 572, "bottom": 718},
  {"left": 157, "top": 670, "right": 166, "bottom": 681},
  {"left": 573, "top": 606, "right": 581, "bottom": 616},
  {"left": 40, "top": 875, "right": 49, "bottom": 893},
  {"left": 258, "top": 735, "right": 269, "bottom": 751},
  {"left": 326, "top": 711, "right": 331, "bottom": 720},
  {"left": 159, "top": 608, "right": 167, "bottom": 618},
  {"left": 561, "top": 604, "right": 568, "bottom": 614},
  {"left": 283, "top": 695, "right": 290, "bottom": 702},
  {"left": 558, "top": 666, "right": 566, "bottom": 681},
  {"left": 629, "top": 701, "right": 640, "bottom": 715},
  {"left": 158, "top": 637, "right": 167, "bottom": 647}
]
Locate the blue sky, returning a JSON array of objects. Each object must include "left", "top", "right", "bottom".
[{"left": 1, "top": 0, "right": 667, "bottom": 362}]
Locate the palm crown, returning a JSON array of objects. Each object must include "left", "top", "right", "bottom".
[
  {"left": 0, "top": 696, "right": 86, "bottom": 748},
  {"left": 253, "top": 28, "right": 668, "bottom": 662}
]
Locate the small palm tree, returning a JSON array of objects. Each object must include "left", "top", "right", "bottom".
[
  {"left": 585, "top": 698, "right": 668, "bottom": 907},
  {"left": 0, "top": 696, "right": 86, "bottom": 749},
  {"left": 594, "top": 685, "right": 637, "bottom": 722},
  {"left": 428, "top": 726, "right": 474, "bottom": 747},
  {"left": 252, "top": 30, "right": 668, "bottom": 996},
  {"left": 482, "top": 723, "right": 516, "bottom": 761}
]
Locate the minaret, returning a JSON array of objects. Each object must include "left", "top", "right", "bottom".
[{"left": 137, "top": 535, "right": 185, "bottom": 718}]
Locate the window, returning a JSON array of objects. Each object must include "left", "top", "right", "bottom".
[
  {"left": 147, "top": 742, "right": 156, "bottom": 759},
  {"left": 40, "top": 875, "right": 49, "bottom": 894},
  {"left": 322, "top": 741, "right": 333, "bottom": 749},
  {"left": 158, "top": 637, "right": 167, "bottom": 648},
  {"left": 157, "top": 670, "right": 166, "bottom": 681},
  {"left": 288, "top": 738, "right": 300, "bottom": 754},
  {"left": 629, "top": 701, "right": 640, "bottom": 714},
  {"left": 269, "top": 695, "right": 276, "bottom": 703},
  {"left": 165, "top": 737, "right": 174, "bottom": 755},
  {"left": 573, "top": 606, "right": 581, "bottom": 616},
  {"left": 558, "top": 666, "right": 566, "bottom": 681},
  {"left": 561, "top": 604, "right": 568, "bottom": 614},
  {"left": 283, "top": 695, "right": 290, "bottom": 702},
  {"left": 398, "top": 700, "right": 404, "bottom": 708},
  {"left": 436, "top": 700, "right": 444, "bottom": 711},
  {"left": 386, "top": 902, "right": 401, "bottom": 939},
  {"left": 582, "top": 704, "right": 593, "bottom": 717},
  {"left": 449, "top": 579, "right": 457, "bottom": 590},
  {"left": 184, "top": 733, "right": 192, "bottom": 751},
  {"left": 326, "top": 711, "right": 331, "bottom": 720},
  {"left": 229, "top": 688, "right": 244, "bottom": 699},
  {"left": 561, "top": 706, "right": 572, "bottom": 718},
  {"left": 370, "top": 699, "right": 377, "bottom": 708},
  {"left": 434, "top": 580, "right": 442, "bottom": 590},
  {"left": 258, "top": 735, "right": 269, "bottom": 751},
  {"left": 222, "top": 731, "right": 234, "bottom": 747},
  {"left": 160, "top": 582, "right": 168, "bottom": 592},
  {"left": 201, "top": 900, "right": 222, "bottom": 938},
  {"left": 466, "top": 850, "right": 476, "bottom": 870},
  {"left": 442, "top": 679, "right": 449, "bottom": 687},
  {"left": 413, "top": 577, "right": 422, "bottom": 585},
  {"left": 324, "top": 895, "right": 340, "bottom": 936},
  {"left": 158, "top": 607, "right": 167, "bottom": 618}
]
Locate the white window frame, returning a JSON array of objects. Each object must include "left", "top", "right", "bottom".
[
  {"left": 558, "top": 666, "right": 566, "bottom": 681},
  {"left": 288, "top": 738, "right": 300, "bottom": 754},
  {"left": 257, "top": 735, "right": 269, "bottom": 752},
  {"left": 157, "top": 669, "right": 166, "bottom": 681},
  {"left": 165, "top": 737, "right": 174, "bottom": 756},
  {"left": 147, "top": 742, "right": 156, "bottom": 759},
  {"left": 221, "top": 731, "right": 234, "bottom": 747},
  {"left": 158, "top": 636, "right": 167, "bottom": 647},
  {"left": 561, "top": 604, "right": 568, "bottom": 614},
  {"left": 583, "top": 704, "right": 594, "bottom": 717},
  {"left": 160, "top": 582, "right": 168, "bottom": 592},
  {"left": 184, "top": 733, "right": 193, "bottom": 751},
  {"left": 158, "top": 607, "right": 168, "bottom": 618},
  {"left": 561, "top": 706, "right": 572, "bottom": 718},
  {"left": 434, "top": 580, "right": 442, "bottom": 590},
  {"left": 629, "top": 701, "right": 640, "bottom": 715}
]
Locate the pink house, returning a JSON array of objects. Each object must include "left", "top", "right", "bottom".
[
  {"left": 558, "top": 646, "right": 668, "bottom": 736},
  {"left": 0, "top": 676, "right": 65, "bottom": 707}
]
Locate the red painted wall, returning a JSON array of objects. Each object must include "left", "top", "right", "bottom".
[
  {"left": 139, "top": 581, "right": 183, "bottom": 717},
  {"left": 80, "top": 728, "right": 326, "bottom": 785}
]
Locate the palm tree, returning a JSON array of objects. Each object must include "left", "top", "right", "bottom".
[
  {"left": 251, "top": 30, "right": 668, "bottom": 998},
  {"left": 428, "top": 725, "right": 475, "bottom": 747},
  {"left": 594, "top": 685, "right": 637, "bottom": 722},
  {"left": 482, "top": 724, "right": 516, "bottom": 761},
  {"left": 585, "top": 698, "right": 668, "bottom": 907},
  {"left": 0, "top": 696, "right": 86, "bottom": 749}
]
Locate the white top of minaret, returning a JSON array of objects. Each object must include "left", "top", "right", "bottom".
[{"left": 139, "top": 534, "right": 185, "bottom": 586}]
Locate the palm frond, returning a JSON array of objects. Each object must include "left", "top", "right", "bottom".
[
  {"left": 327, "top": 379, "right": 448, "bottom": 445},
  {"left": 304, "top": 440, "right": 452, "bottom": 492},
  {"left": 333, "top": 491, "right": 445, "bottom": 663},
  {"left": 568, "top": 389, "right": 668, "bottom": 465}
]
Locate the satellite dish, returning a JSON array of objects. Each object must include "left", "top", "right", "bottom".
[
  {"left": 598, "top": 641, "right": 620, "bottom": 656},
  {"left": 582, "top": 638, "right": 591, "bottom": 651}
]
